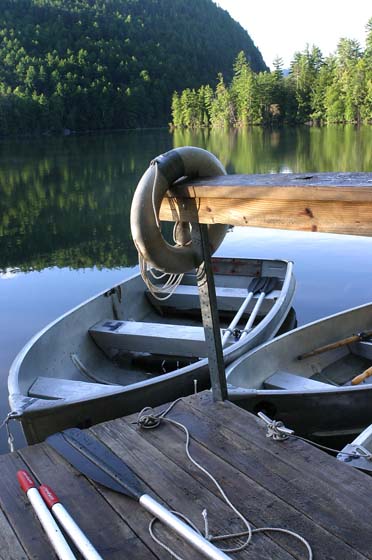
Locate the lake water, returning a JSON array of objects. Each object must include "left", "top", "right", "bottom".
[{"left": 1, "top": 125, "right": 372, "bottom": 453}]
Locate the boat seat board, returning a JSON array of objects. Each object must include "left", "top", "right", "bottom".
[
  {"left": 264, "top": 371, "right": 333, "bottom": 391},
  {"left": 89, "top": 320, "right": 208, "bottom": 357},
  {"left": 146, "top": 284, "right": 279, "bottom": 313},
  {"left": 29, "top": 377, "right": 123, "bottom": 400}
]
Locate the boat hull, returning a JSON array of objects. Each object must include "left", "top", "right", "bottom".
[
  {"left": 227, "top": 302, "right": 372, "bottom": 442},
  {"left": 229, "top": 384, "right": 372, "bottom": 443}
]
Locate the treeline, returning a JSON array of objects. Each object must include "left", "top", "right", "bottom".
[
  {"left": 0, "top": 0, "right": 267, "bottom": 135},
  {"left": 171, "top": 19, "right": 372, "bottom": 128}
]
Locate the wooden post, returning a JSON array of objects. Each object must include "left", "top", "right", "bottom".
[{"left": 191, "top": 222, "right": 227, "bottom": 401}]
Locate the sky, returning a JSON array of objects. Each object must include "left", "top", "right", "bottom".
[{"left": 214, "top": 1, "right": 371, "bottom": 69}]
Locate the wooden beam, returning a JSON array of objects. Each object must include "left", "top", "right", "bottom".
[{"left": 159, "top": 172, "right": 372, "bottom": 236}]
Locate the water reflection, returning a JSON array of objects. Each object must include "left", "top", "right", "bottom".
[
  {"left": 173, "top": 125, "right": 372, "bottom": 174},
  {"left": 1, "top": 126, "right": 371, "bottom": 273},
  {"left": 0, "top": 130, "right": 174, "bottom": 272}
]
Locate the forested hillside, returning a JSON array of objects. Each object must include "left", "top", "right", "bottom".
[
  {"left": 0, "top": 0, "right": 267, "bottom": 135},
  {"left": 172, "top": 19, "right": 372, "bottom": 127}
]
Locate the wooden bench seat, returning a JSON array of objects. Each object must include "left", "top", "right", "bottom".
[
  {"left": 89, "top": 320, "right": 208, "bottom": 358},
  {"left": 264, "top": 371, "right": 333, "bottom": 391}
]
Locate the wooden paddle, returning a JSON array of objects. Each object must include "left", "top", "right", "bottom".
[
  {"left": 47, "top": 428, "right": 231, "bottom": 560},
  {"left": 351, "top": 365, "right": 372, "bottom": 385},
  {"left": 298, "top": 329, "right": 372, "bottom": 360}
]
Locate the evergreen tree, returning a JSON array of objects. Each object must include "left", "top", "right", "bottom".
[
  {"left": 171, "top": 92, "right": 182, "bottom": 127},
  {"left": 0, "top": 0, "right": 268, "bottom": 135},
  {"left": 210, "top": 74, "right": 232, "bottom": 127},
  {"left": 172, "top": 17, "right": 372, "bottom": 129}
]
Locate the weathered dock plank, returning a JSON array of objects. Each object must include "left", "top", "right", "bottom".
[
  {"left": 175, "top": 395, "right": 372, "bottom": 558},
  {"left": 0, "top": 392, "right": 371, "bottom": 559},
  {"left": 122, "top": 395, "right": 372, "bottom": 559},
  {"left": 18, "top": 443, "right": 155, "bottom": 559},
  {"left": 0, "top": 508, "right": 27, "bottom": 560},
  {"left": 0, "top": 452, "right": 53, "bottom": 559},
  {"left": 92, "top": 420, "right": 293, "bottom": 559},
  {"left": 159, "top": 172, "right": 372, "bottom": 236}
]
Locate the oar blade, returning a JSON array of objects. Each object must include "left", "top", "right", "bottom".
[
  {"left": 261, "top": 276, "right": 277, "bottom": 294},
  {"left": 47, "top": 428, "right": 144, "bottom": 500},
  {"left": 248, "top": 276, "right": 277, "bottom": 295},
  {"left": 247, "top": 276, "right": 266, "bottom": 294}
]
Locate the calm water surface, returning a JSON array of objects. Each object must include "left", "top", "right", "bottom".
[{"left": 1, "top": 125, "right": 372, "bottom": 452}]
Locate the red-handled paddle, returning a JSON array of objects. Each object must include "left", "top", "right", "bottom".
[
  {"left": 47, "top": 428, "right": 231, "bottom": 560},
  {"left": 17, "top": 470, "right": 76, "bottom": 560},
  {"left": 39, "top": 484, "right": 103, "bottom": 560}
]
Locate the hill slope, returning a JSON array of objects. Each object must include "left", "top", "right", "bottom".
[{"left": 0, "top": 0, "right": 267, "bottom": 134}]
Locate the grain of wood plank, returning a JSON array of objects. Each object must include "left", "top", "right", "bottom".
[
  {"left": 0, "top": 507, "right": 28, "bottom": 560},
  {"left": 19, "top": 442, "right": 156, "bottom": 559},
  {"left": 172, "top": 395, "right": 372, "bottom": 557},
  {"left": 90, "top": 421, "right": 218, "bottom": 560},
  {"left": 160, "top": 197, "right": 372, "bottom": 236},
  {"left": 159, "top": 172, "right": 372, "bottom": 236},
  {"left": 170, "top": 173, "right": 372, "bottom": 200},
  {"left": 0, "top": 452, "right": 58, "bottom": 559},
  {"left": 120, "top": 411, "right": 367, "bottom": 560},
  {"left": 186, "top": 392, "right": 372, "bottom": 506},
  {"left": 92, "top": 419, "right": 296, "bottom": 559}
]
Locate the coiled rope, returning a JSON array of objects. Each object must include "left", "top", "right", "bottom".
[
  {"left": 136, "top": 399, "right": 313, "bottom": 559},
  {"left": 137, "top": 161, "right": 187, "bottom": 301}
]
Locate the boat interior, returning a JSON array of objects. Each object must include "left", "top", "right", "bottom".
[
  {"left": 227, "top": 336, "right": 372, "bottom": 392},
  {"left": 20, "top": 258, "right": 291, "bottom": 402}
]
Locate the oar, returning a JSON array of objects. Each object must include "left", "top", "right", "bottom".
[
  {"left": 47, "top": 428, "right": 231, "bottom": 560},
  {"left": 39, "top": 484, "right": 103, "bottom": 560},
  {"left": 351, "top": 365, "right": 372, "bottom": 385},
  {"left": 17, "top": 470, "right": 77, "bottom": 560},
  {"left": 239, "top": 277, "right": 277, "bottom": 341},
  {"left": 298, "top": 329, "right": 372, "bottom": 360},
  {"left": 221, "top": 276, "right": 273, "bottom": 347}
]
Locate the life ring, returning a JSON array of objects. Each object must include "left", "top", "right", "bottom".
[{"left": 130, "top": 146, "right": 228, "bottom": 274}]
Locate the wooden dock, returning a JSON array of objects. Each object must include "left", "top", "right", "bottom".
[
  {"left": 1, "top": 391, "right": 372, "bottom": 559},
  {"left": 160, "top": 172, "right": 372, "bottom": 236}
]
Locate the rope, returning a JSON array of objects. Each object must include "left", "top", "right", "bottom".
[
  {"left": 135, "top": 160, "right": 187, "bottom": 301},
  {"left": 0, "top": 412, "right": 18, "bottom": 452},
  {"left": 297, "top": 434, "right": 372, "bottom": 459},
  {"left": 138, "top": 255, "right": 184, "bottom": 301},
  {"left": 136, "top": 400, "right": 312, "bottom": 559},
  {"left": 260, "top": 414, "right": 372, "bottom": 460},
  {"left": 265, "top": 419, "right": 291, "bottom": 441}
]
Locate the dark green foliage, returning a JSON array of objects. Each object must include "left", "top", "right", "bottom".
[
  {"left": 0, "top": 131, "right": 162, "bottom": 271},
  {"left": 173, "top": 18, "right": 372, "bottom": 128},
  {"left": 0, "top": 0, "right": 267, "bottom": 135}
]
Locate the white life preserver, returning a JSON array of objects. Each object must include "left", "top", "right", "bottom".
[{"left": 130, "top": 146, "right": 228, "bottom": 274}]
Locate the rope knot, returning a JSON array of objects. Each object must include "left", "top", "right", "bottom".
[
  {"left": 266, "top": 420, "right": 290, "bottom": 441},
  {"left": 137, "top": 407, "right": 161, "bottom": 429}
]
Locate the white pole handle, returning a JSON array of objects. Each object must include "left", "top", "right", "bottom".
[
  {"left": 39, "top": 485, "right": 103, "bottom": 560},
  {"left": 240, "top": 291, "right": 266, "bottom": 340},
  {"left": 17, "top": 471, "right": 76, "bottom": 560},
  {"left": 221, "top": 291, "right": 254, "bottom": 347},
  {"left": 140, "top": 493, "right": 231, "bottom": 559}
]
